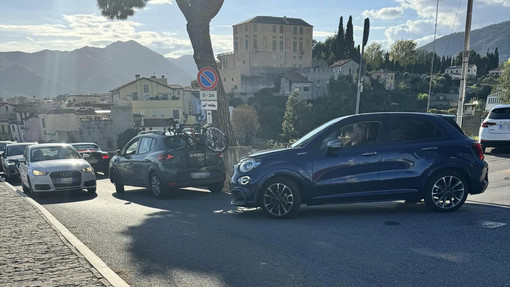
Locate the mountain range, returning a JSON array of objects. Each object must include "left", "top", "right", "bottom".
[
  {"left": 0, "top": 40, "right": 197, "bottom": 99},
  {"left": 420, "top": 21, "right": 510, "bottom": 62}
]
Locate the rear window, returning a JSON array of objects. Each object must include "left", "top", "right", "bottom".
[
  {"left": 489, "top": 108, "right": 510, "bottom": 120},
  {"left": 164, "top": 137, "right": 187, "bottom": 149},
  {"left": 440, "top": 115, "right": 464, "bottom": 135},
  {"left": 72, "top": 144, "right": 100, "bottom": 151}
]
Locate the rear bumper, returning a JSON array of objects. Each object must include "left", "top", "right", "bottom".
[
  {"left": 480, "top": 139, "right": 510, "bottom": 148},
  {"left": 469, "top": 161, "right": 489, "bottom": 195}
]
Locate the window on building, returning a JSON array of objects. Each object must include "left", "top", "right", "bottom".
[
  {"left": 5, "top": 106, "right": 8, "bottom": 111},
  {"left": 293, "top": 26, "right": 297, "bottom": 34},
  {"left": 132, "top": 92, "right": 138, "bottom": 100},
  {"left": 280, "top": 40, "right": 284, "bottom": 51},
  {"left": 273, "top": 25, "right": 276, "bottom": 33},
  {"left": 253, "top": 39, "right": 258, "bottom": 49},
  {"left": 253, "top": 23, "right": 257, "bottom": 32},
  {"left": 293, "top": 41, "right": 297, "bottom": 53},
  {"left": 299, "top": 27, "right": 303, "bottom": 34},
  {"left": 234, "top": 41, "right": 238, "bottom": 51},
  {"left": 245, "top": 39, "right": 248, "bottom": 50},
  {"left": 303, "top": 86, "right": 310, "bottom": 92},
  {"left": 143, "top": 84, "right": 149, "bottom": 93},
  {"left": 299, "top": 41, "right": 303, "bottom": 51},
  {"left": 173, "top": 110, "right": 180, "bottom": 119},
  {"left": 306, "top": 40, "right": 310, "bottom": 51},
  {"left": 280, "top": 25, "right": 284, "bottom": 33},
  {"left": 272, "top": 40, "right": 277, "bottom": 51}
]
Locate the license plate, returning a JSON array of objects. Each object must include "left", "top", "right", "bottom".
[
  {"left": 58, "top": 178, "right": 73, "bottom": 184},
  {"left": 83, "top": 154, "right": 90, "bottom": 158},
  {"left": 191, "top": 172, "right": 210, "bottom": 179}
]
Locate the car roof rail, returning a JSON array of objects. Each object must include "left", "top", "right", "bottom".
[{"left": 138, "top": 130, "right": 167, "bottom": 135}]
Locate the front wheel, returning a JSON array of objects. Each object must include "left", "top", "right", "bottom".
[
  {"left": 112, "top": 170, "right": 124, "bottom": 193},
  {"left": 204, "top": 126, "right": 228, "bottom": 153},
  {"left": 22, "top": 178, "right": 31, "bottom": 193},
  {"left": 207, "top": 182, "right": 224, "bottom": 193},
  {"left": 424, "top": 171, "right": 468, "bottom": 212},
  {"left": 261, "top": 178, "right": 301, "bottom": 219},
  {"left": 87, "top": 188, "right": 97, "bottom": 194}
]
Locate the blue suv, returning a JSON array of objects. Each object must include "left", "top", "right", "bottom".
[{"left": 230, "top": 113, "right": 488, "bottom": 218}]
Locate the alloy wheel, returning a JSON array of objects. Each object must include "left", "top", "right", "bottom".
[
  {"left": 263, "top": 182, "right": 295, "bottom": 217},
  {"left": 150, "top": 174, "right": 162, "bottom": 198},
  {"left": 431, "top": 175, "right": 465, "bottom": 210}
]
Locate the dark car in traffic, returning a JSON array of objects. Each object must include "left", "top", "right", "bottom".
[
  {"left": 71, "top": 143, "right": 110, "bottom": 175},
  {"left": 1, "top": 142, "right": 37, "bottom": 181},
  {"left": 109, "top": 131, "right": 226, "bottom": 198},
  {"left": 230, "top": 113, "right": 489, "bottom": 218}
]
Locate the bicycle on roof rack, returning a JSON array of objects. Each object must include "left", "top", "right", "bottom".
[{"left": 166, "top": 113, "right": 229, "bottom": 153}]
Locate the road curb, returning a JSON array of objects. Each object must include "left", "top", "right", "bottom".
[{"left": 5, "top": 182, "right": 130, "bottom": 287}]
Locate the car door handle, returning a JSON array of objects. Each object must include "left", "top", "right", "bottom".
[
  {"left": 361, "top": 152, "right": 378, "bottom": 156},
  {"left": 421, "top": 147, "right": 438, "bottom": 151}
]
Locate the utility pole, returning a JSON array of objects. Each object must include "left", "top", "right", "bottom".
[
  {"left": 356, "top": 18, "right": 370, "bottom": 114},
  {"left": 456, "top": 0, "right": 473, "bottom": 127},
  {"left": 427, "top": 0, "right": 440, "bottom": 112}
]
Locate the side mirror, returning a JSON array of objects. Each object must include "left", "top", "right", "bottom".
[{"left": 325, "top": 139, "right": 342, "bottom": 155}]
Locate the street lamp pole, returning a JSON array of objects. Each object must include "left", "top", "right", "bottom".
[
  {"left": 356, "top": 18, "right": 370, "bottom": 114},
  {"left": 456, "top": 0, "right": 473, "bottom": 128}
]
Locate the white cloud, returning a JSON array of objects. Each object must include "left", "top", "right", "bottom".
[
  {"left": 479, "top": 0, "right": 510, "bottom": 7},
  {"left": 384, "top": 19, "right": 434, "bottom": 44},
  {"left": 362, "top": 7, "right": 404, "bottom": 20}
]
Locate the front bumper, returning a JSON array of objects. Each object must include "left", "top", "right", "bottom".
[
  {"left": 229, "top": 167, "right": 261, "bottom": 207},
  {"left": 4, "top": 165, "right": 20, "bottom": 178},
  {"left": 29, "top": 171, "right": 96, "bottom": 192}
]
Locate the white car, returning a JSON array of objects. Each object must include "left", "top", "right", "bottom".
[
  {"left": 479, "top": 104, "right": 510, "bottom": 153},
  {"left": 18, "top": 144, "right": 97, "bottom": 194}
]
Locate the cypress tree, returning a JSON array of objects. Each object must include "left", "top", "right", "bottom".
[
  {"left": 345, "top": 16, "right": 355, "bottom": 59},
  {"left": 336, "top": 16, "right": 345, "bottom": 60}
]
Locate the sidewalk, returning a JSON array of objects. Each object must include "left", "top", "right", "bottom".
[{"left": 0, "top": 182, "right": 111, "bottom": 286}]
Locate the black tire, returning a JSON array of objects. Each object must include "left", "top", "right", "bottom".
[
  {"left": 207, "top": 182, "right": 224, "bottom": 193},
  {"left": 22, "top": 179, "right": 31, "bottom": 193},
  {"left": 204, "top": 126, "right": 228, "bottom": 153},
  {"left": 113, "top": 170, "right": 124, "bottom": 193},
  {"left": 102, "top": 169, "right": 110, "bottom": 176},
  {"left": 260, "top": 177, "right": 302, "bottom": 219},
  {"left": 424, "top": 170, "right": 468, "bottom": 212},
  {"left": 481, "top": 145, "right": 487, "bottom": 153},
  {"left": 87, "top": 187, "right": 97, "bottom": 194},
  {"left": 149, "top": 172, "right": 165, "bottom": 199}
]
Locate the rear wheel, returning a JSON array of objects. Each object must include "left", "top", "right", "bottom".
[
  {"left": 113, "top": 170, "right": 124, "bottom": 193},
  {"left": 424, "top": 170, "right": 468, "bottom": 212},
  {"left": 481, "top": 145, "right": 487, "bottom": 153},
  {"left": 149, "top": 172, "right": 164, "bottom": 199},
  {"left": 204, "top": 127, "right": 228, "bottom": 153},
  {"left": 261, "top": 178, "right": 301, "bottom": 219}
]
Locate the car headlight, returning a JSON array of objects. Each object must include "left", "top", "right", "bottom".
[
  {"left": 239, "top": 159, "right": 260, "bottom": 173},
  {"left": 81, "top": 166, "right": 94, "bottom": 173},
  {"left": 32, "top": 170, "right": 49, "bottom": 176},
  {"left": 6, "top": 160, "right": 15, "bottom": 166}
]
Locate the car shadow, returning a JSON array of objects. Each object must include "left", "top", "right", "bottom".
[
  {"left": 487, "top": 146, "right": 510, "bottom": 158},
  {"left": 26, "top": 190, "right": 98, "bottom": 204}
]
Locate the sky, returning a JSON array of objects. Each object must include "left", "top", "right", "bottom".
[{"left": 0, "top": 0, "right": 509, "bottom": 58}]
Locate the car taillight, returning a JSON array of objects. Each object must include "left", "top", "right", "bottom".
[
  {"left": 157, "top": 153, "right": 174, "bottom": 161},
  {"left": 481, "top": 122, "right": 496, "bottom": 128},
  {"left": 472, "top": 142, "right": 484, "bottom": 160},
  {"left": 102, "top": 154, "right": 109, "bottom": 159}
]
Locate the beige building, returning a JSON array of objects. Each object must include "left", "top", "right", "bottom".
[
  {"left": 110, "top": 75, "right": 195, "bottom": 125},
  {"left": 371, "top": 69, "right": 396, "bottom": 91},
  {"left": 219, "top": 16, "right": 313, "bottom": 77},
  {"left": 330, "top": 59, "right": 359, "bottom": 78},
  {"left": 280, "top": 73, "right": 312, "bottom": 99}
]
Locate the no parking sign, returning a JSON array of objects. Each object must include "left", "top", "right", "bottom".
[{"left": 197, "top": 67, "right": 218, "bottom": 91}]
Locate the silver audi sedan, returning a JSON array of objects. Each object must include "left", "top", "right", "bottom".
[{"left": 18, "top": 143, "right": 96, "bottom": 194}]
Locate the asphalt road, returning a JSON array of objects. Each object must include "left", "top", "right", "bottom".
[{"left": 8, "top": 148, "right": 510, "bottom": 287}]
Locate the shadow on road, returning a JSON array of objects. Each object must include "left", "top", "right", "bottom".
[
  {"left": 487, "top": 147, "right": 510, "bottom": 158},
  {"left": 109, "top": 185, "right": 510, "bottom": 286}
]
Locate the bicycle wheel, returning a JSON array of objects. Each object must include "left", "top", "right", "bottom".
[{"left": 204, "top": 126, "right": 228, "bottom": 152}]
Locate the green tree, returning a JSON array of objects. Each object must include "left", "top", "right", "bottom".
[
  {"left": 344, "top": 16, "right": 355, "bottom": 59},
  {"left": 282, "top": 91, "right": 313, "bottom": 141},
  {"left": 389, "top": 40, "right": 417, "bottom": 68},
  {"left": 336, "top": 16, "right": 345, "bottom": 61},
  {"left": 364, "top": 43, "right": 384, "bottom": 70},
  {"left": 495, "top": 61, "right": 510, "bottom": 103},
  {"left": 232, "top": 105, "right": 260, "bottom": 146},
  {"left": 97, "top": 0, "right": 234, "bottom": 143}
]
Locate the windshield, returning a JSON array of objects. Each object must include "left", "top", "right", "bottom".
[
  {"left": 72, "top": 144, "right": 100, "bottom": 151},
  {"left": 0, "top": 143, "right": 8, "bottom": 152},
  {"left": 30, "top": 146, "right": 82, "bottom": 162},
  {"left": 6, "top": 145, "right": 31, "bottom": 156},
  {"left": 291, "top": 117, "right": 343, "bottom": 148}
]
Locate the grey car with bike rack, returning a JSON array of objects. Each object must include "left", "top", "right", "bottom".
[{"left": 109, "top": 129, "right": 227, "bottom": 198}]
